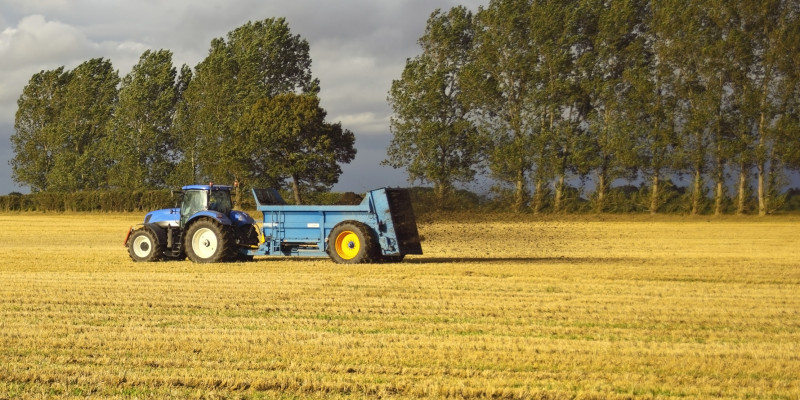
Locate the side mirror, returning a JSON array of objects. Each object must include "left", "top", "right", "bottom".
[{"left": 171, "top": 190, "right": 183, "bottom": 209}]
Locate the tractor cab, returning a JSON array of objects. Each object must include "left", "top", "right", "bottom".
[{"left": 179, "top": 184, "right": 234, "bottom": 227}]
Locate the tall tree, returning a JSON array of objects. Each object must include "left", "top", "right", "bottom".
[
  {"left": 184, "top": 38, "right": 241, "bottom": 186},
  {"left": 385, "top": 6, "right": 482, "bottom": 209},
  {"left": 241, "top": 93, "right": 355, "bottom": 204},
  {"left": 772, "top": 7, "right": 800, "bottom": 176},
  {"left": 629, "top": 2, "right": 680, "bottom": 214},
  {"left": 168, "top": 64, "right": 198, "bottom": 186},
  {"left": 737, "top": 0, "right": 799, "bottom": 215},
  {"left": 701, "top": 0, "right": 746, "bottom": 216},
  {"left": 466, "top": 0, "right": 539, "bottom": 213},
  {"left": 529, "top": 0, "right": 591, "bottom": 213},
  {"left": 660, "top": 0, "right": 715, "bottom": 215},
  {"left": 106, "top": 50, "right": 179, "bottom": 189},
  {"left": 580, "top": 0, "right": 645, "bottom": 212},
  {"left": 49, "top": 58, "right": 119, "bottom": 191},
  {"left": 10, "top": 67, "right": 68, "bottom": 192},
  {"left": 184, "top": 18, "right": 319, "bottom": 189}
]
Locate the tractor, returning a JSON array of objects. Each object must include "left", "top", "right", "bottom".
[
  {"left": 124, "top": 185, "right": 422, "bottom": 264},
  {"left": 124, "top": 184, "right": 259, "bottom": 263}
]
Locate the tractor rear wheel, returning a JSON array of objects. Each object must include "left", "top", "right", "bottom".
[
  {"left": 185, "top": 220, "right": 233, "bottom": 263},
  {"left": 128, "top": 228, "right": 163, "bottom": 262},
  {"left": 327, "top": 221, "right": 377, "bottom": 264}
]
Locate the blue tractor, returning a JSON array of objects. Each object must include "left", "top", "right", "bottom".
[
  {"left": 124, "top": 184, "right": 259, "bottom": 263},
  {"left": 124, "top": 184, "right": 422, "bottom": 264}
]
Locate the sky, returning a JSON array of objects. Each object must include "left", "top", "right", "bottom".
[{"left": 0, "top": 0, "right": 488, "bottom": 194}]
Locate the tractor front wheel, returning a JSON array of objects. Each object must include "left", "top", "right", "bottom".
[
  {"left": 128, "top": 228, "right": 163, "bottom": 262},
  {"left": 185, "top": 220, "right": 232, "bottom": 263},
  {"left": 327, "top": 221, "right": 377, "bottom": 264}
]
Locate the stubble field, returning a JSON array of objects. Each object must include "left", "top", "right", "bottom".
[{"left": 1, "top": 212, "right": 799, "bottom": 399}]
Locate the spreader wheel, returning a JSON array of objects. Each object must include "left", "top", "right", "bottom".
[
  {"left": 327, "top": 221, "right": 377, "bottom": 264},
  {"left": 128, "top": 228, "right": 163, "bottom": 262}
]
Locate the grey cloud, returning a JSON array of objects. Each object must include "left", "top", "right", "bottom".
[{"left": 0, "top": 0, "right": 487, "bottom": 193}]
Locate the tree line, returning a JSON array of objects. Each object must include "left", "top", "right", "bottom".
[
  {"left": 10, "top": 18, "right": 355, "bottom": 205},
  {"left": 385, "top": 0, "right": 800, "bottom": 215}
]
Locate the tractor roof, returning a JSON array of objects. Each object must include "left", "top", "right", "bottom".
[{"left": 182, "top": 184, "right": 232, "bottom": 191}]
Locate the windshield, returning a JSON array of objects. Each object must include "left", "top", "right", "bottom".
[{"left": 181, "top": 190, "right": 207, "bottom": 220}]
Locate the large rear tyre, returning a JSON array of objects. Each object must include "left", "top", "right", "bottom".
[
  {"left": 185, "top": 220, "right": 233, "bottom": 263},
  {"left": 128, "top": 228, "right": 163, "bottom": 262},
  {"left": 327, "top": 221, "right": 378, "bottom": 264}
]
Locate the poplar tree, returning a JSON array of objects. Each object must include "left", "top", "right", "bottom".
[
  {"left": 466, "top": 0, "right": 539, "bottom": 213},
  {"left": 184, "top": 18, "right": 320, "bottom": 189},
  {"left": 530, "top": 0, "right": 589, "bottom": 213},
  {"left": 49, "top": 58, "right": 119, "bottom": 191},
  {"left": 580, "top": 0, "right": 645, "bottom": 212},
  {"left": 10, "top": 67, "right": 68, "bottom": 192},
  {"left": 629, "top": 3, "right": 680, "bottom": 214},
  {"left": 702, "top": 0, "right": 745, "bottom": 215},
  {"left": 169, "top": 65, "right": 198, "bottom": 186},
  {"left": 662, "top": 0, "right": 714, "bottom": 215},
  {"left": 385, "top": 6, "right": 482, "bottom": 209},
  {"left": 106, "top": 50, "right": 179, "bottom": 189},
  {"left": 183, "top": 38, "right": 240, "bottom": 185}
]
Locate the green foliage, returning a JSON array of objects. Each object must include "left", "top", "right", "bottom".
[
  {"left": 11, "top": 59, "right": 120, "bottom": 192},
  {"left": 183, "top": 18, "right": 322, "bottom": 189},
  {"left": 407, "top": 186, "right": 490, "bottom": 214},
  {"left": 385, "top": 7, "right": 483, "bottom": 209},
  {"left": 465, "top": 0, "right": 540, "bottom": 213},
  {"left": 10, "top": 67, "right": 68, "bottom": 192},
  {"left": 106, "top": 50, "right": 179, "bottom": 189},
  {"left": 241, "top": 93, "right": 356, "bottom": 204},
  {"left": 0, "top": 190, "right": 173, "bottom": 212},
  {"left": 51, "top": 58, "right": 120, "bottom": 191},
  {"left": 385, "top": 0, "right": 800, "bottom": 215},
  {"left": 11, "top": 18, "right": 352, "bottom": 205}
]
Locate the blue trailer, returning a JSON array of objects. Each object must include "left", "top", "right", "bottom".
[
  {"left": 124, "top": 185, "right": 422, "bottom": 264},
  {"left": 247, "top": 187, "right": 422, "bottom": 263}
]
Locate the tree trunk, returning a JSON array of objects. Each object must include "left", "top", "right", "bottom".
[
  {"left": 691, "top": 168, "right": 702, "bottom": 215},
  {"left": 595, "top": 170, "right": 606, "bottom": 214},
  {"left": 554, "top": 174, "right": 565, "bottom": 213},
  {"left": 291, "top": 175, "right": 302, "bottom": 205},
  {"left": 233, "top": 178, "right": 241, "bottom": 208},
  {"left": 757, "top": 161, "right": 765, "bottom": 216},
  {"left": 513, "top": 168, "right": 527, "bottom": 213},
  {"left": 532, "top": 178, "right": 544, "bottom": 215},
  {"left": 434, "top": 182, "right": 450, "bottom": 210},
  {"left": 713, "top": 149, "right": 724, "bottom": 216},
  {"left": 736, "top": 163, "right": 747, "bottom": 215},
  {"left": 649, "top": 174, "right": 659, "bottom": 215}
]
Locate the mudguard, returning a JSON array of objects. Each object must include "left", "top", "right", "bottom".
[
  {"left": 229, "top": 210, "right": 255, "bottom": 227},
  {"left": 186, "top": 210, "right": 234, "bottom": 227},
  {"left": 143, "top": 223, "right": 167, "bottom": 247}
]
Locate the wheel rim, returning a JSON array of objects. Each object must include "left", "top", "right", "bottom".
[
  {"left": 335, "top": 230, "right": 360, "bottom": 260},
  {"left": 192, "top": 227, "right": 218, "bottom": 259},
  {"left": 132, "top": 234, "right": 152, "bottom": 258}
]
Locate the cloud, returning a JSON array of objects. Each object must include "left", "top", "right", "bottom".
[
  {"left": 0, "top": 0, "right": 489, "bottom": 193},
  {"left": 0, "top": 15, "right": 90, "bottom": 70},
  {"left": 0, "top": 14, "right": 148, "bottom": 124}
]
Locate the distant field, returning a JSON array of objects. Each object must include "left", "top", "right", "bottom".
[{"left": 1, "top": 213, "right": 799, "bottom": 399}]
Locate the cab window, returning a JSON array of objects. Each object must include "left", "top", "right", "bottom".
[
  {"left": 208, "top": 190, "right": 232, "bottom": 214},
  {"left": 181, "top": 190, "right": 207, "bottom": 219}
]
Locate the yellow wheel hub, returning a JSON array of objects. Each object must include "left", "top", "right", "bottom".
[{"left": 335, "top": 230, "right": 360, "bottom": 260}]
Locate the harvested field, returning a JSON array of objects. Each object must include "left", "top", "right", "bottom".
[{"left": 1, "top": 213, "right": 799, "bottom": 399}]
